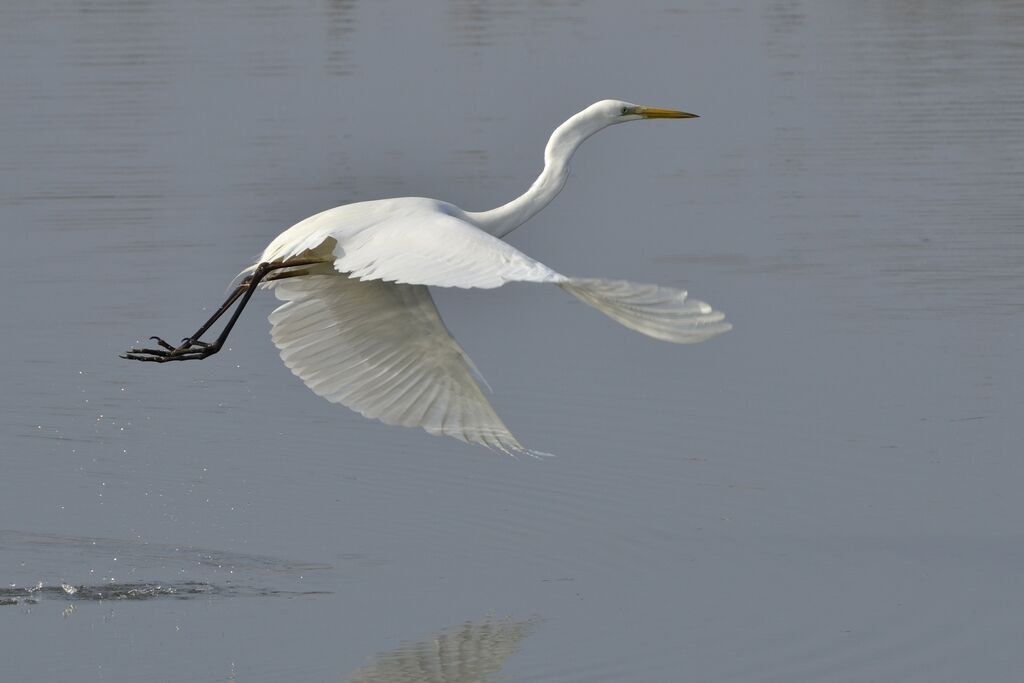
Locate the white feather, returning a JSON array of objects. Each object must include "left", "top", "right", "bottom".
[
  {"left": 269, "top": 274, "right": 532, "bottom": 455},
  {"left": 560, "top": 278, "right": 732, "bottom": 343}
]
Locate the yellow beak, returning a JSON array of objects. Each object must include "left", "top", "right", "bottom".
[{"left": 637, "top": 106, "right": 699, "bottom": 119}]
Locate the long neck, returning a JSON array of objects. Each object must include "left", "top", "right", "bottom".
[{"left": 465, "top": 111, "right": 605, "bottom": 238}]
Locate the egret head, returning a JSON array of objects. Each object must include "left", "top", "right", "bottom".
[{"left": 589, "top": 99, "right": 699, "bottom": 125}]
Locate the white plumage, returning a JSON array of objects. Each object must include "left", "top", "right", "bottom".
[
  {"left": 126, "top": 99, "right": 731, "bottom": 455},
  {"left": 269, "top": 274, "right": 528, "bottom": 454}
]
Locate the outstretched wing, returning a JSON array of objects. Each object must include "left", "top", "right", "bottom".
[
  {"left": 268, "top": 273, "right": 529, "bottom": 454},
  {"left": 331, "top": 208, "right": 567, "bottom": 289},
  {"left": 560, "top": 278, "right": 732, "bottom": 343}
]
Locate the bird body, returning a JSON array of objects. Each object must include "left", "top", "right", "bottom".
[
  {"left": 126, "top": 100, "right": 731, "bottom": 455},
  {"left": 256, "top": 197, "right": 565, "bottom": 290}
]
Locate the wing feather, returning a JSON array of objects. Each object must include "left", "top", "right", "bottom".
[
  {"left": 560, "top": 277, "right": 732, "bottom": 343},
  {"left": 269, "top": 274, "right": 529, "bottom": 454},
  {"left": 331, "top": 209, "right": 566, "bottom": 289}
]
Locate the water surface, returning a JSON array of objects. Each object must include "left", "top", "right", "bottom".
[{"left": 1, "top": 1, "right": 1022, "bottom": 681}]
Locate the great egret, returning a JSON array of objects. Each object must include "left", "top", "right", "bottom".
[{"left": 124, "top": 99, "right": 731, "bottom": 455}]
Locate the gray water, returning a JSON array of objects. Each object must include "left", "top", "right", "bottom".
[{"left": 1, "top": 0, "right": 1022, "bottom": 681}]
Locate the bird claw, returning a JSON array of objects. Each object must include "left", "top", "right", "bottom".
[{"left": 149, "top": 336, "right": 176, "bottom": 351}]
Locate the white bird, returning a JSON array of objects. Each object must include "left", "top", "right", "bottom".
[{"left": 124, "top": 99, "right": 731, "bottom": 455}]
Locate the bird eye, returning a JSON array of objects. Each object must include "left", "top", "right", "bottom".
[{"left": 620, "top": 106, "right": 629, "bottom": 116}]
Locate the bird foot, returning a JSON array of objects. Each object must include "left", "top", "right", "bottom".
[{"left": 121, "top": 336, "right": 218, "bottom": 362}]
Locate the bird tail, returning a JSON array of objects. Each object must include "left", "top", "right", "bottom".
[{"left": 559, "top": 277, "right": 731, "bottom": 344}]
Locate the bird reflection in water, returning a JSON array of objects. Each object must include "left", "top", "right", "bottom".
[{"left": 343, "top": 616, "right": 536, "bottom": 683}]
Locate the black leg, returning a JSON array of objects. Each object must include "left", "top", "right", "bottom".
[{"left": 122, "top": 259, "right": 324, "bottom": 363}]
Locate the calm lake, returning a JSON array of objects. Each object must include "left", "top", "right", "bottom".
[{"left": 1, "top": 1, "right": 1022, "bottom": 681}]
